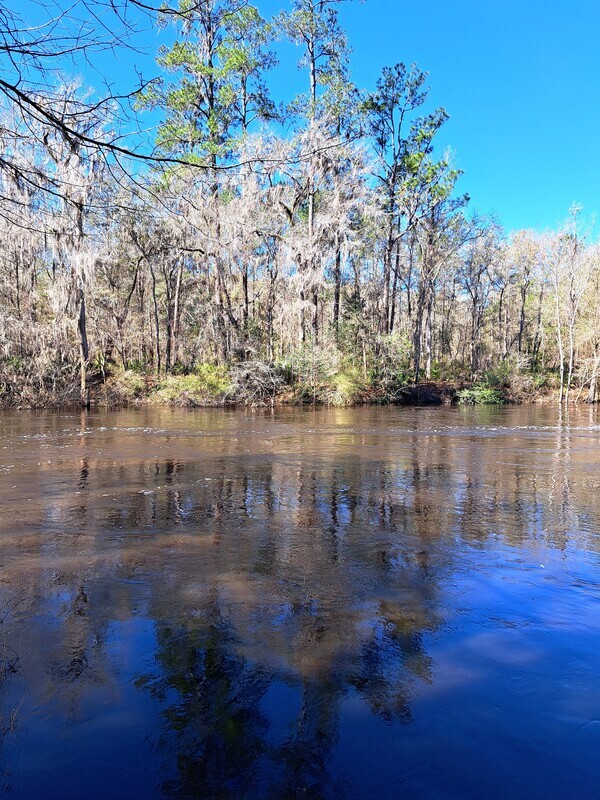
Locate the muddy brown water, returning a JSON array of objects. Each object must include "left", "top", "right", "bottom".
[{"left": 0, "top": 405, "right": 599, "bottom": 799}]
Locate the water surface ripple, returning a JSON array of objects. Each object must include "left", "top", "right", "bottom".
[{"left": 1, "top": 405, "right": 599, "bottom": 799}]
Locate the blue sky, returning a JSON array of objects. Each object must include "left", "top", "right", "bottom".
[
  {"left": 259, "top": 0, "right": 600, "bottom": 235},
  {"left": 17, "top": 0, "right": 600, "bottom": 234}
]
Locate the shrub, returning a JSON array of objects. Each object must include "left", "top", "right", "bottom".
[
  {"left": 323, "top": 368, "right": 365, "bottom": 406},
  {"left": 151, "top": 366, "right": 232, "bottom": 405},
  {"left": 0, "top": 355, "right": 24, "bottom": 373},
  {"left": 110, "top": 368, "right": 147, "bottom": 399},
  {"left": 282, "top": 343, "right": 340, "bottom": 404},
  {"left": 456, "top": 385, "right": 505, "bottom": 405},
  {"left": 107, "top": 363, "right": 232, "bottom": 405},
  {"left": 227, "top": 361, "right": 285, "bottom": 405},
  {"left": 192, "top": 363, "right": 231, "bottom": 395}
]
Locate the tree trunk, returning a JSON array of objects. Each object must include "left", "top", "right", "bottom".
[
  {"left": 565, "top": 318, "right": 575, "bottom": 405},
  {"left": 172, "top": 259, "right": 183, "bottom": 367},
  {"left": 588, "top": 345, "right": 599, "bottom": 403},
  {"left": 77, "top": 289, "right": 89, "bottom": 408},
  {"left": 243, "top": 263, "right": 249, "bottom": 335},
  {"left": 425, "top": 292, "right": 434, "bottom": 381},
  {"left": 554, "top": 277, "right": 564, "bottom": 404},
  {"left": 312, "top": 288, "right": 319, "bottom": 344},
  {"left": 389, "top": 240, "right": 401, "bottom": 334},
  {"left": 532, "top": 286, "right": 544, "bottom": 367},
  {"left": 413, "top": 284, "right": 427, "bottom": 384},
  {"left": 333, "top": 236, "right": 341, "bottom": 339},
  {"left": 149, "top": 262, "right": 162, "bottom": 374}
]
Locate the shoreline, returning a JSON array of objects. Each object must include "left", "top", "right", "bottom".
[{"left": 0, "top": 376, "right": 571, "bottom": 411}]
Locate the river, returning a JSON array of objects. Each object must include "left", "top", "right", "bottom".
[{"left": 0, "top": 406, "right": 599, "bottom": 799}]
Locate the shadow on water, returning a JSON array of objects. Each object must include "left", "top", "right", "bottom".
[{"left": 1, "top": 406, "right": 600, "bottom": 798}]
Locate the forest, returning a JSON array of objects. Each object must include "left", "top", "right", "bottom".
[{"left": 1, "top": 0, "right": 599, "bottom": 408}]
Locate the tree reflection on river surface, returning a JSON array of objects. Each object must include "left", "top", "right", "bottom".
[{"left": 1, "top": 406, "right": 599, "bottom": 799}]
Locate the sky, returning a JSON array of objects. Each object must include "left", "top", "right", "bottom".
[
  {"left": 15, "top": 0, "right": 600, "bottom": 234},
  {"left": 259, "top": 0, "right": 600, "bottom": 235}
]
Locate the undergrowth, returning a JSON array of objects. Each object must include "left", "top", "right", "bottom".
[{"left": 456, "top": 384, "right": 505, "bottom": 405}]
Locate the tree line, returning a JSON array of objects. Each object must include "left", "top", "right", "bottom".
[{"left": 1, "top": 0, "right": 599, "bottom": 406}]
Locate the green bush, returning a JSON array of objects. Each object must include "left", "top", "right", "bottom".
[
  {"left": 0, "top": 355, "right": 24, "bottom": 373},
  {"left": 363, "top": 333, "right": 412, "bottom": 401},
  {"left": 151, "top": 365, "right": 231, "bottom": 404},
  {"left": 108, "top": 363, "right": 231, "bottom": 404},
  {"left": 324, "top": 368, "right": 365, "bottom": 406},
  {"left": 124, "top": 359, "right": 147, "bottom": 374},
  {"left": 282, "top": 343, "right": 340, "bottom": 403},
  {"left": 192, "top": 363, "right": 231, "bottom": 395},
  {"left": 531, "top": 372, "right": 551, "bottom": 390},
  {"left": 112, "top": 369, "right": 147, "bottom": 399},
  {"left": 456, "top": 385, "right": 505, "bottom": 405}
]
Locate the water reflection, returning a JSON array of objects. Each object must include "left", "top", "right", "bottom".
[{"left": 1, "top": 407, "right": 600, "bottom": 799}]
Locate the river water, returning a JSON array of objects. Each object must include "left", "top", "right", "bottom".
[{"left": 0, "top": 405, "right": 599, "bottom": 799}]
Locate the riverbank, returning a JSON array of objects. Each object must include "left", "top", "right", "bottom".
[{"left": 0, "top": 360, "right": 568, "bottom": 409}]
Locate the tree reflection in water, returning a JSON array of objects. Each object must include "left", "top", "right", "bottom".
[{"left": 128, "top": 449, "right": 444, "bottom": 798}]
